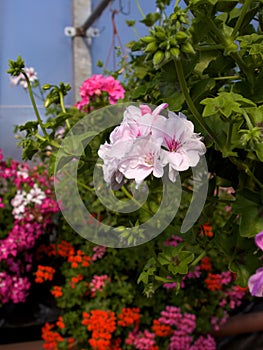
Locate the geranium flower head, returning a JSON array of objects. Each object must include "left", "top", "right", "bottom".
[{"left": 98, "top": 103, "right": 206, "bottom": 188}]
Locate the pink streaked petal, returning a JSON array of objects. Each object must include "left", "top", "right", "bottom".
[
  {"left": 152, "top": 103, "right": 168, "bottom": 116},
  {"left": 248, "top": 267, "right": 263, "bottom": 297},
  {"left": 255, "top": 231, "right": 263, "bottom": 250},
  {"left": 140, "top": 105, "right": 152, "bottom": 115}
]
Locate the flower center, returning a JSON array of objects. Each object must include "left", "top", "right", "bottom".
[
  {"left": 165, "top": 138, "right": 180, "bottom": 152},
  {"left": 144, "top": 152, "right": 154, "bottom": 165}
]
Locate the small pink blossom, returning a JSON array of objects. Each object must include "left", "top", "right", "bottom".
[{"left": 10, "top": 67, "right": 38, "bottom": 88}]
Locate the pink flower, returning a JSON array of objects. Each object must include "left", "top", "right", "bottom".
[
  {"left": 118, "top": 135, "right": 164, "bottom": 187},
  {"left": 248, "top": 267, "right": 263, "bottom": 296},
  {"left": 90, "top": 274, "right": 109, "bottom": 293},
  {"left": 0, "top": 198, "right": 4, "bottom": 208},
  {"left": 98, "top": 103, "right": 206, "bottom": 188},
  {"left": 76, "top": 74, "right": 125, "bottom": 110},
  {"left": 255, "top": 231, "right": 263, "bottom": 250},
  {"left": 248, "top": 231, "right": 263, "bottom": 296},
  {"left": 92, "top": 245, "right": 106, "bottom": 261}
]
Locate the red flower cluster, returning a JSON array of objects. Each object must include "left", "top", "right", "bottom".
[
  {"left": 68, "top": 249, "right": 91, "bottom": 268},
  {"left": 152, "top": 319, "right": 173, "bottom": 337},
  {"left": 42, "top": 322, "right": 63, "bottom": 349},
  {"left": 69, "top": 274, "right": 83, "bottom": 289},
  {"left": 42, "top": 322, "right": 74, "bottom": 350},
  {"left": 205, "top": 273, "right": 223, "bottom": 291},
  {"left": 117, "top": 307, "right": 140, "bottom": 327},
  {"left": 82, "top": 310, "right": 116, "bottom": 350},
  {"left": 200, "top": 257, "right": 213, "bottom": 271},
  {"left": 35, "top": 265, "right": 55, "bottom": 283},
  {"left": 51, "top": 286, "right": 63, "bottom": 298},
  {"left": 200, "top": 223, "right": 213, "bottom": 237}
]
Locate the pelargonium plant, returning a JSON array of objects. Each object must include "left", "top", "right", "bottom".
[
  {"left": 0, "top": 149, "right": 59, "bottom": 304},
  {"left": 5, "top": 0, "right": 263, "bottom": 347}
]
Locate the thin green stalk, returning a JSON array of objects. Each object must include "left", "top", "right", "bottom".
[
  {"left": 214, "top": 76, "right": 240, "bottom": 81},
  {"left": 190, "top": 250, "right": 206, "bottom": 267},
  {"left": 22, "top": 71, "right": 48, "bottom": 137},
  {"left": 64, "top": 169, "right": 94, "bottom": 192},
  {"left": 232, "top": 0, "right": 253, "bottom": 38},
  {"left": 135, "top": 0, "right": 145, "bottom": 18},
  {"left": 35, "top": 134, "right": 46, "bottom": 142},
  {"left": 175, "top": 0, "right": 181, "bottom": 7},
  {"left": 36, "top": 133, "right": 61, "bottom": 149},
  {"left": 174, "top": 59, "right": 223, "bottom": 149},
  {"left": 230, "top": 157, "right": 263, "bottom": 189},
  {"left": 205, "top": 17, "right": 254, "bottom": 86},
  {"left": 59, "top": 90, "right": 71, "bottom": 130},
  {"left": 121, "top": 185, "right": 146, "bottom": 210},
  {"left": 226, "top": 122, "right": 233, "bottom": 149},
  {"left": 195, "top": 44, "right": 225, "bottom": 51}
]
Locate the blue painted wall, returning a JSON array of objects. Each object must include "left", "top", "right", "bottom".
[
  {"left": 0, "top": 0, "right": 73, "bottom": 160},
  {"left": 0, "top": 0, "right": 167, "bottom": 160}
]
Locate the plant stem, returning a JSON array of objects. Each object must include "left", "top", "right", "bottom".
[
  {"left": 191, "top": 250, "right": 206, "bottom": 267},
  {"left": 205, "top": 17, "right": 254, "bottom": 86},
  {"left": 121, "top": 185, "right": 145, "bottom": 209},
  {"left": 214, "top": 76, "right": 240, "bottom": 81},
  {"left": 174, "top": 59, "right": 223, "bottom": 149},
  {"left": 226, "top": 122, "right": 233, "bottom": 149},
  {"left": 232, "top": 0, "right": 253, "bottom": 38},
  {"left": 135, "top": 0, "right": 145, "bottom": 18},
  {"left": 59, "top": 90, "right": 71, "bottom": 130},
  {"left": 230, "top": 157, "right": 263, "bottom": 189},
  {"left": 22, "top": 71, "right": 48, "bottom": 138},
  {"left": 242, "top": 110, "right": 254, "bottom": 130}
]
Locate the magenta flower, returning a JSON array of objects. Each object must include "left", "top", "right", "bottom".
[
  {"left": 255, "top": 231, "right": 263, "bottom": 250},
  {"left": 76, "top": 74, "right": 125, "bottom": 110},
  {"left": 248, "top": 231, "right": 263, "bottom": 296},
  {"left": 248, "top": 267, "right": 263, "bottom": 296}
]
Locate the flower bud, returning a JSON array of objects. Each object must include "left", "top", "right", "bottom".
[
  {"left": 42, "top": 84, "right": 51, "bottom": 90},
  {"left": 153, "top": 50, "right": 165, "bottom": 66},
  {"left": 145, "top": 42, "right": 158, "bottom": 53},
  {"left": 170, "top": 47, "right": 180, "bottom": 59},
  {"left": 141, "top": 36, "right": 156, "bottom": 43},
  {"left": 175, "top": 31, "right": 189, "bottom": 42},
  {"left": 181, "top": 42, "right": 195, "bottom": 54}
]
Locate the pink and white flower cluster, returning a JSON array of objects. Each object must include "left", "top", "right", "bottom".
[
  {"left": 10, "top": 67, "right": 38, "bottom": 88},
  {"left": 0, "top": 150, "right": 59, "bottom": 304},
  {"left": 98, "top": 104, "right": 206, "bottom": 188},
  {"left": 76, "top": 74, "right": 125, "bottom": 110}
]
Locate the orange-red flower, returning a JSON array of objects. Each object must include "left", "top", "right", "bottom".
[
  {"left": 52, "top": 240, "right": 75, "bottom": 257},
  {"left": 51, "top": 286, "right": 63, "bottom": 298},
  {"left": 35, "top": 265, "right": 56, "bottom": 283},
  {"left": 68, "top": 250, "right": 91, "bottom": 268},
  {"left": 117, "top": 307, "right": 140, "bottom": 327},
  {"left": 82, "top": 310, "right": 116, "bottom": 350},
  {"left": 200, "top": 223, "right": 213, "bottom": 237},
  {"left": 200, "top": 256, "right": 212, "bottom": 271},
  {"left": 56, "top": 316, "right": 65, "bottom": 329},
  {"left": 69, "top": 274, "right": 83, "bottom": 289},
  {"left": 205, "top": 273, "right": 222, "bottom": 291},
  {"left": 42, "top": 322, "right": 64, "bottom": 350},
  {"left": 152, "top": 319, "right": 173, "bottom": 337}
]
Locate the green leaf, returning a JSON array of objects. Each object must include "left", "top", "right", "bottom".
[
  {"left": 233, "top": 192, "right": 263, "bottom": 237},
  {"left": 229, "top": 261, "right": 250, "bottom": 287}
]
